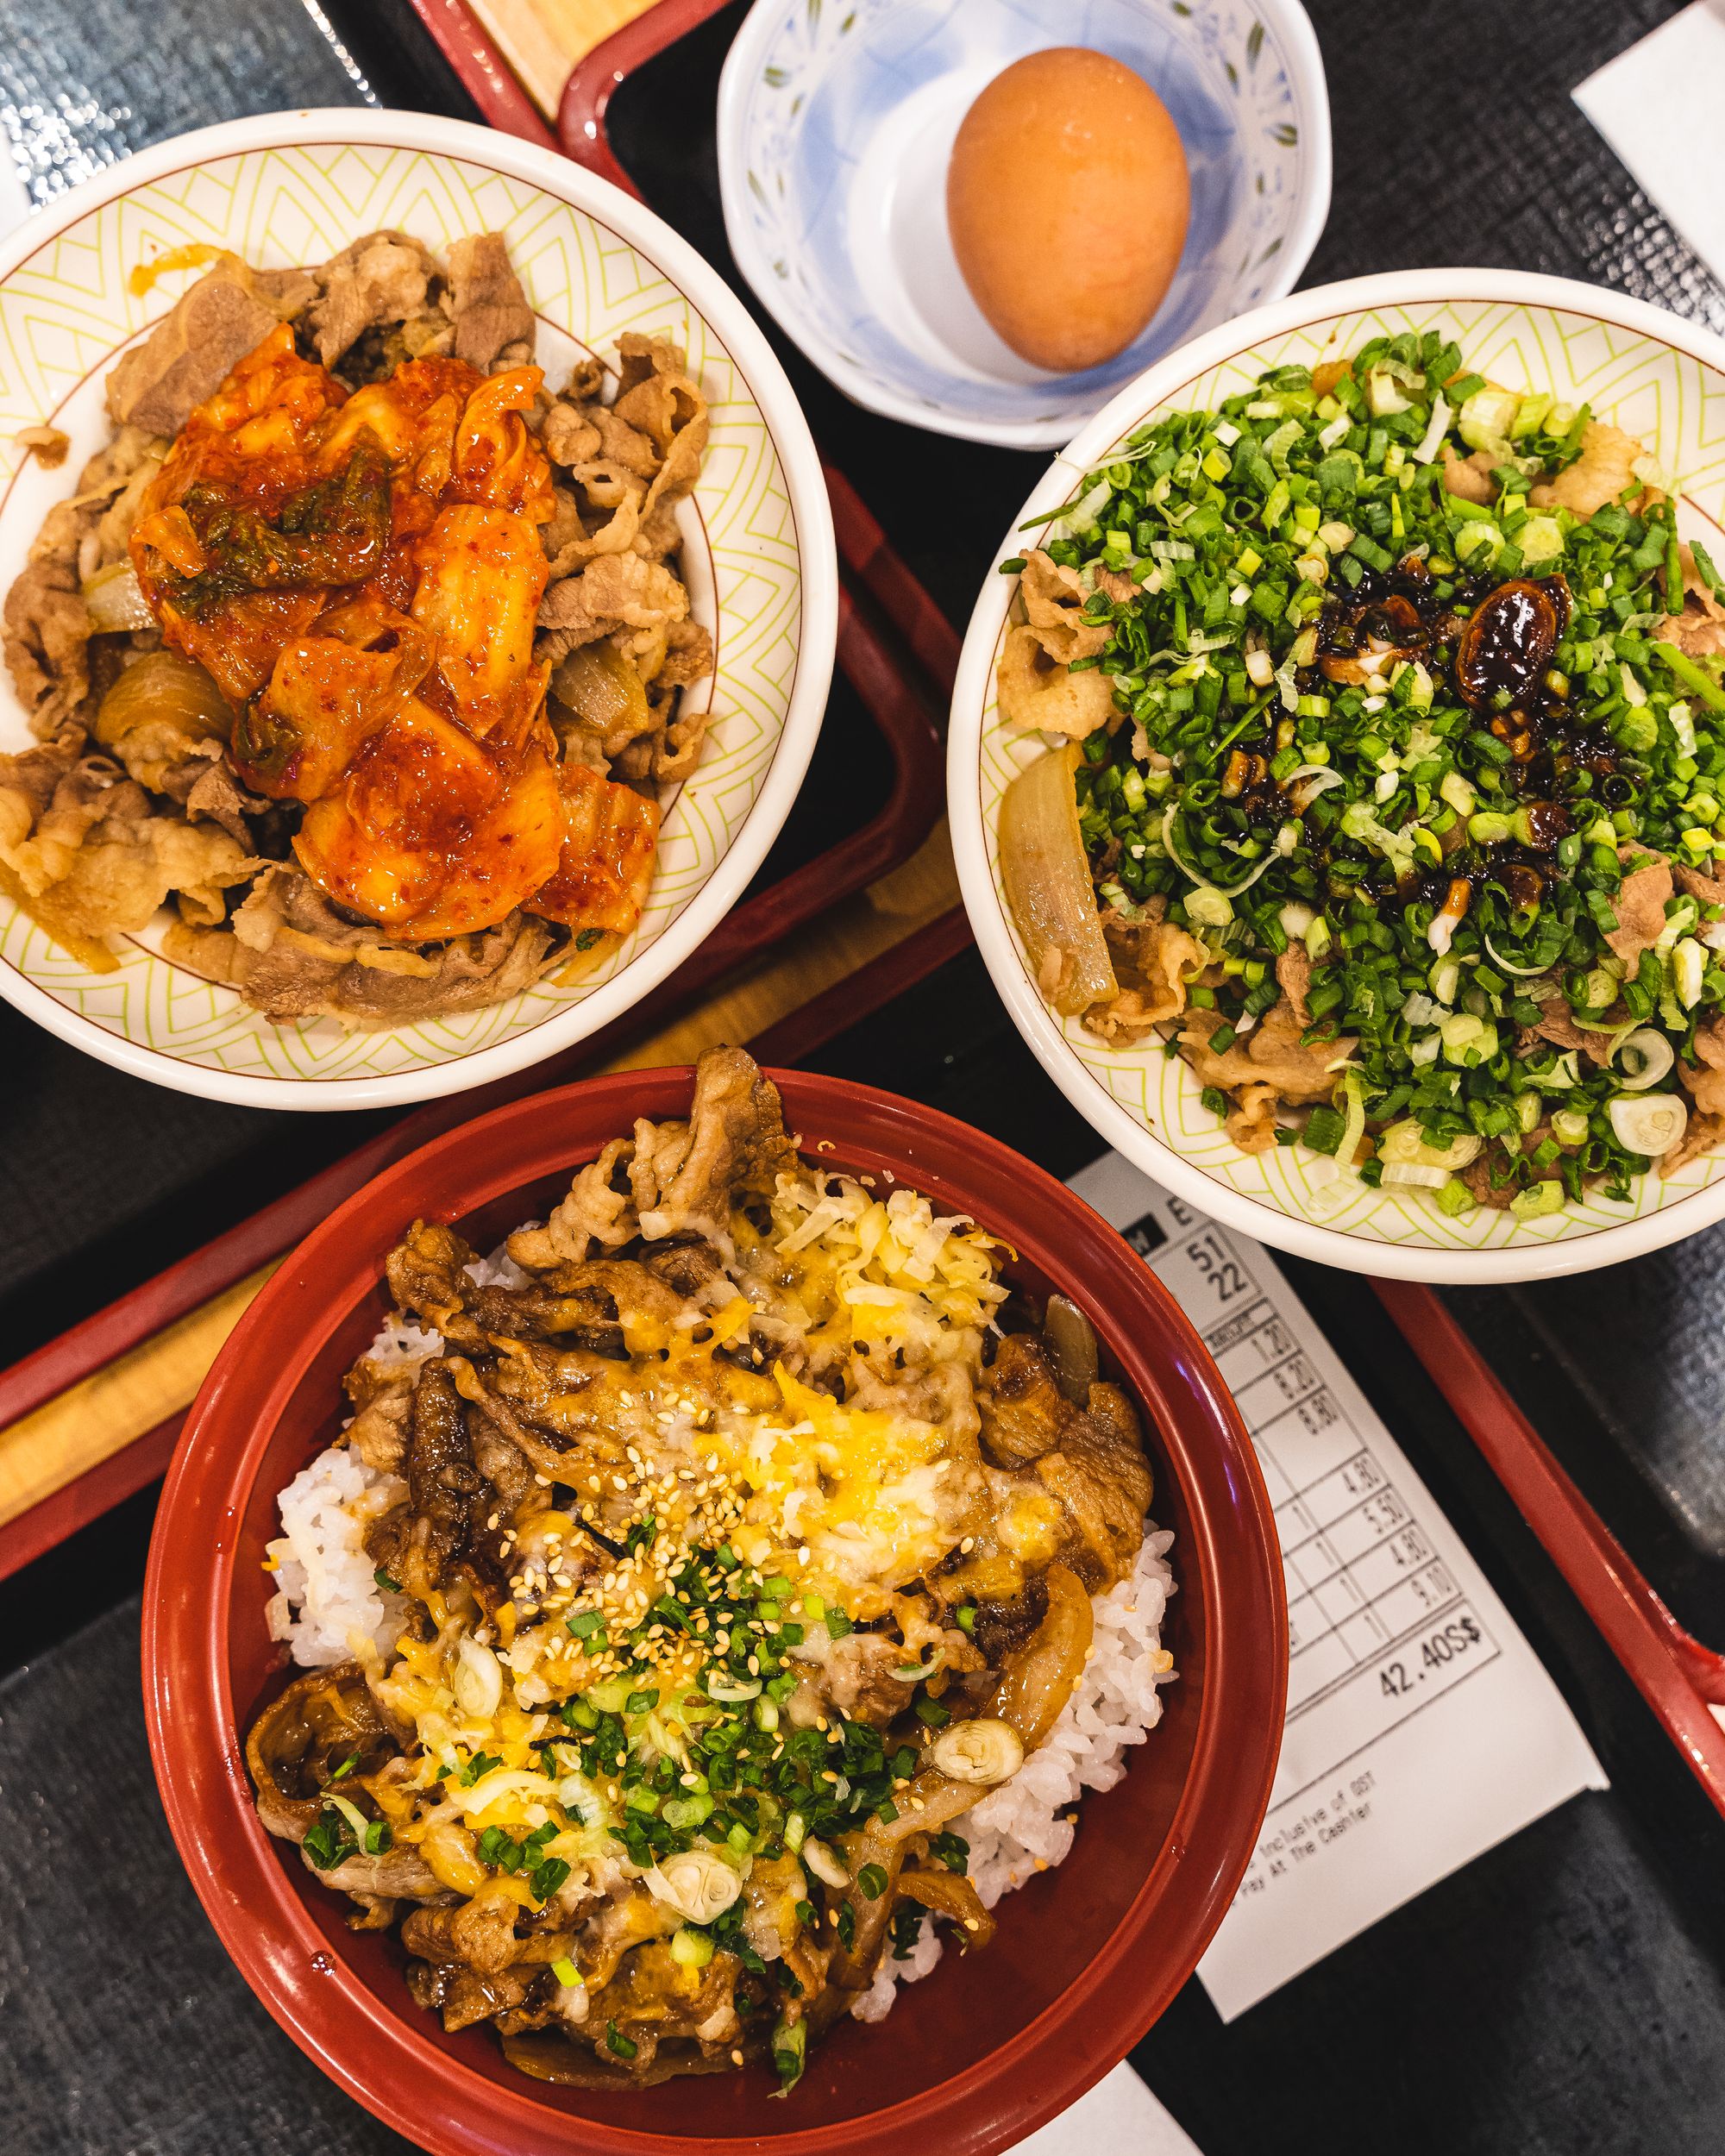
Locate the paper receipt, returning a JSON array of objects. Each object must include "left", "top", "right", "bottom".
[{"left": 1066, "top": 1152, "right": 1608, "bottom": 2021}]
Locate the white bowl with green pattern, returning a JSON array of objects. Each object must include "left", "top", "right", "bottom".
[
  {"left": 0, "top": 111, "right": 837, "bottom": 1109},
  {"left": 950, "top": 269, "right": 1725, "bottom": 1282}
]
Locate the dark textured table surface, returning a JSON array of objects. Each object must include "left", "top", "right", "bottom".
[{"left": 4, "top": 3, "right": 1725, "bottom": 2153}]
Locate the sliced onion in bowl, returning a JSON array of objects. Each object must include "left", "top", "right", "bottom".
[
  {"left": 1615, "top": 1027, "right": 1675, "bottom": 1091},
  {"left": 1482, "top": 933, "right": 1550, "bottom": 980},
  {"left": 1609, "top": 1092, "right": 1687, "bottom": 1157},
  {"left": 1284, "top": 764, "right": 1346, "bottom": 814},
  {"left": 1411, "top": 393, "right": 1453, "bottom": 465},
  {"left": 1380, "top": 1161, "right": 1453, "bottom": 1189},
  {"left": 1377, "top": 1119, "right": 1484, "bottom": 1172},
  {"left": 94, "top": 649, "right": 235, "bottom": 786},
  {"left": 1300, "top": 1161, "right": 1359, "bottom": 1218},
  {"left": 1000, "top": 744, "right": 1118, "bottom": 1017},
  {"left": 1161, "top": 801, "right": 1278, "bottom": 899},
  {"left": 81, "top": 558, "right": 155, "bottom": 632}
]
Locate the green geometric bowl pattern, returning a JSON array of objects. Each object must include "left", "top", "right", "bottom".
[
  {"left": 975, "top": 292, "right": 1725, "bottom": 1262},
  {"left": 0, "top": 138, "right": 805, "bottom": 1089}
]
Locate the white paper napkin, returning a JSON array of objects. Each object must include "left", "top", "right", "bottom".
[
  {"left": 1574, "top": 1, "right": 1725, "bottom": 287},
  {"left": 1012, "top": 2063, "right": 1202, "bottom": 2155}
]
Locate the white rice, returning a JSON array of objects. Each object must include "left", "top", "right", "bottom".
[
  {"left": 469, "top": 1245, "right": 531, "bottom": 1293},
  {"left": 849, "top": 1527, "right": 1177, "bottom": 2021},
  {"left": 366, "top": 1315, "right": 443, "bottom": 1369},
  {"left": 265, "top": 1446, "right": 407, "bottom": 1667}
]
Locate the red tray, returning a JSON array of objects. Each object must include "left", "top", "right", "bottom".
[
  {"left": 8, "top": 0, "right": 1725, "bottom": 1839},
  {"left": 480, "top": 0, "right": 1725, "bottom": 1821}
]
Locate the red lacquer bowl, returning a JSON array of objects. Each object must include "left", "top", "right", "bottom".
[{"left": 142, "top": 1070, "right": 1286, "bottom": 2156}]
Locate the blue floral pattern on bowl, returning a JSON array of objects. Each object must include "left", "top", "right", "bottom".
[{"left": 717, "top": 0, "right": 1331, "bottom": 448}]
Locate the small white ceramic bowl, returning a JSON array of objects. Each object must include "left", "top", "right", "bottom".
[
  {"left": 950, "top": 268, "right": 1725, "bottom": 1283},
  {"left": 0, "top": 110, "right": 837, "bottom": 1111},
  {"left": 716, "top": 0, "right": 1331, "bottom": 449}
]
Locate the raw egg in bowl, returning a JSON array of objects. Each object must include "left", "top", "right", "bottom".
[
  {"left": 715, "top": 0, "right": 1331, "bottom": 448},
  {"left": 946, "top": 47, "right": 1191, "bottom": 379}
]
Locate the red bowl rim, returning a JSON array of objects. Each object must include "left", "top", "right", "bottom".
[{"left": 142, "top": 1069, "right": 1286, "bottom": 2156}]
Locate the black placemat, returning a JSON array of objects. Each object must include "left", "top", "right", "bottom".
[
  {"left": 0, "top": 1596, "right": 416, "bottom": 2156},
  {"left": 7, "top": 3, "right": 1725, "bottom": 2153}
]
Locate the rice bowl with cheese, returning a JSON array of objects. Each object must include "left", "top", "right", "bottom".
[{"left": 248, "top": 1046, "right": 1176, "bottom": 2094}]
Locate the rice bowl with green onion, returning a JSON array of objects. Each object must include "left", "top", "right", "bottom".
[
  {"left": 247, "top": 1048, "right": 1176, "bottom": 2096},
  {"left": 953, "top": 273, "right": 1725, "bottom": 1280}
]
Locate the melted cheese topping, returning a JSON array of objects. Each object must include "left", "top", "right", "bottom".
[
  {"left": 353, "top": 1175, "right": 1013, "bottom": 1852},
  {"left": 709, "top": 1364, "right": 976, "bottom": 1618}
]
